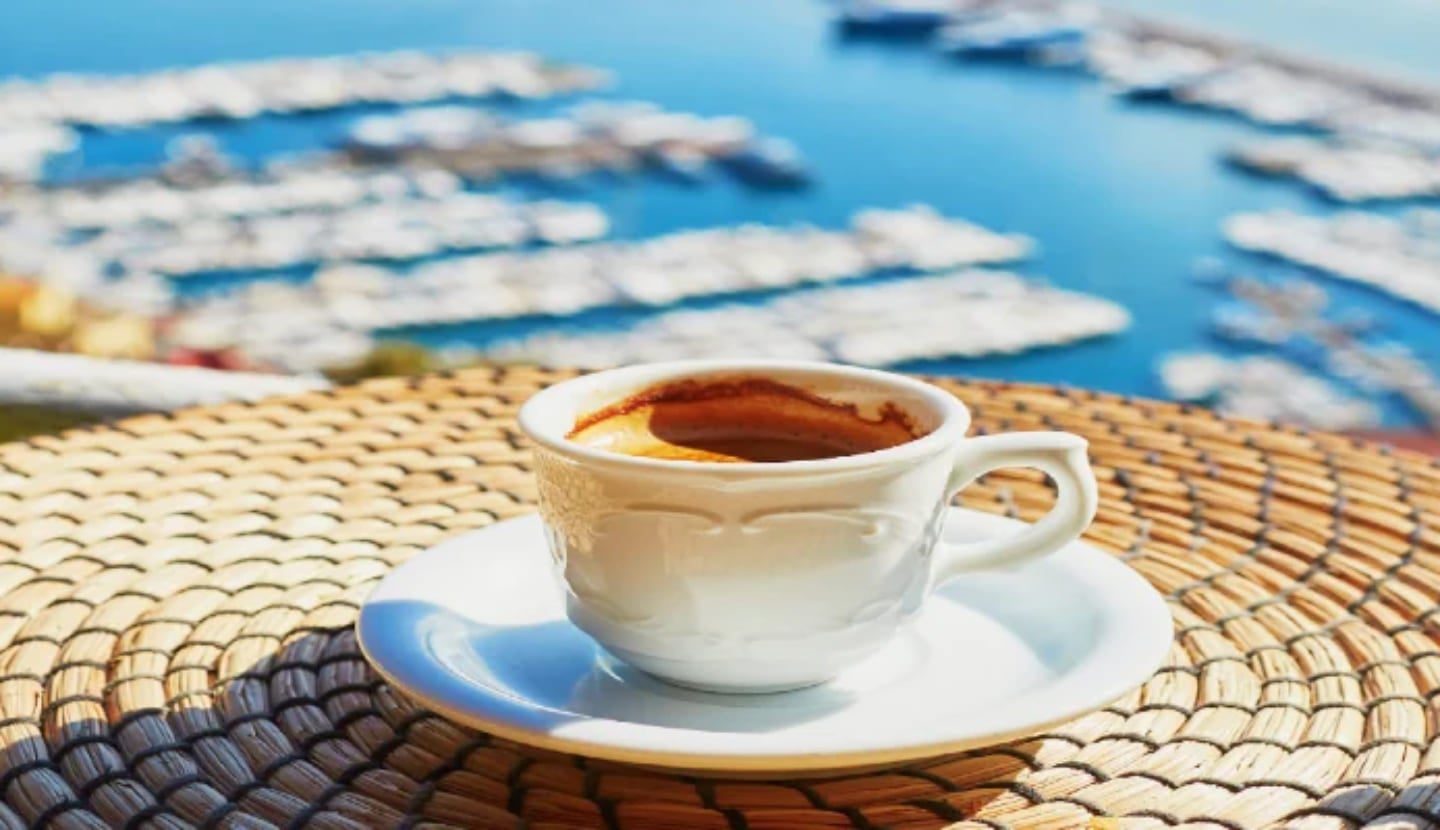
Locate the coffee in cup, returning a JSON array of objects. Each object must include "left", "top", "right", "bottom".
[
  {"left": 565, "top": 377, "right": 920, "bottom": 463},
  {"left": 519, "top": 360, "right": 1097, "bottom": 693}
]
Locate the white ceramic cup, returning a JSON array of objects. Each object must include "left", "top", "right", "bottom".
[{"left": 518, "top": 360, "right": 1098, "bottom": 693}]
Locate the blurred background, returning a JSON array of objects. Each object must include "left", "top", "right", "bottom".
[{"left": 2, "top": 0, "right": 1439, "bottom": 449}]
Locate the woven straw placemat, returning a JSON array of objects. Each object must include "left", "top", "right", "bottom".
[{"left": 0, "top": 366, "right": 1437, "bottom": 830}]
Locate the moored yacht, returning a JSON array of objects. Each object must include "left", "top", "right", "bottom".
[
  {"left": 720, "top": 138, "right": 810, "bottom": 188},
  {"left": 941, "top": 6, "right": 1096, "bottom": 58},
  {"left": 839, "top": 0, "right": 956, "bottom": 35}
]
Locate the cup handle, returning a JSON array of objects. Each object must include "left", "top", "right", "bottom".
[{"left": 932, "top": 432, "right": 1098, "bottom": 583}]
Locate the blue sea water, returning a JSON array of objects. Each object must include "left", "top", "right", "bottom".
[{"left": 3, "top": 0, "right": 1440, "bottom": 425}]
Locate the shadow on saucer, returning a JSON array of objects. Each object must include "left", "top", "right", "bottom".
[{"left": 363, "top": 599, "right": 859, "bottom": 734}]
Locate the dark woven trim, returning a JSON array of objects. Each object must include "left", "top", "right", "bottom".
[
  {"left": 224, "top": 711, "right": 275, "bottom": 730},
  {"left": 0, "top": 758, "right": 58, "bottom": 795},
  {"left": 76, "top": 767, "right": 131, "bottom": 801},
  {"left": 120, "top": 802, "right": 174, "bottom": 830},
  {"left": 103, "top": 672, "right": 169, "bottom": 694},
  {"left": 334, "top": 760, "right": 381, "bottom": 788},
  {"left": 402, "top": 779, "right": 439, "bottom": 822},
  {"left": 39, "top": 693, "right": 105, "bottom": 717},
  {"left": 130, "top": 741, "right": 193, "bottom": 768},
  {"left": 285, "top": 782, "right": 349, "bottom": 830},
  {"left": 1051, "top": 759, "right": 1110, "bottom": 782},
  {"left": 49, "top": 733, "right": 120, "bottom": 767},
  {"left": 331, "top": 706, "right": 382, "bottom": 733},
  {"left": 198, "top": 800, "right": 240, "bottom": 830},
  {"left": 1373, "top": 805, "right": 1440, "bottom": 826},
  {"left": 152, "top": 772, "right": 204, "bottom": 803},
  {"left": 298, "top": 728, "right": 346, "bottom": 755},
  {"left": 270, "top": 694, "right": 324, "bottom": 719},
  {"left": 595, "top": 796, "right": 621, "bottom": 830},
  {"left": 1115, "top": 770, "right": 1184, "bottom": 790},
  {"left": 32, "top": 798, "right": 89, "bottom": 830},
  {"left": 370, "top": 710, "right": 439, "bottom": 766},
  {"left": 788, "top": 781, "right": 827, "bottom": 809},
  {"left": 319, "top": 680, "right": 384, "bottom": 706},
  {"left": 164, "top": 688, "right": 215, "bottom": 707},
  {"left": 1357, "top": 736, "right": 1428, "bottom": 753}
]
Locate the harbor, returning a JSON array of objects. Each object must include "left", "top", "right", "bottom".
[
  {"left": 840, "top": 0, "right": 1440, "bottom": 148},
  {"left": 166, "top": 205, "right": 1039, "bottom": 372},
  {"left": 0, "top": 79, "right": 817, "bottom": 202},
  {"left": 1, "top": 43, "right": 1089, "bottom": 389},
  {"left": 1223, "top": 209, "right": 1440, "bottom": 315},
  {"left": 483, "top": 269, "right": 1130, "bottom": 368},
  {"left": 5, "top": 167, "right": 492, "bottom": 229},
  {"left": 2, "top": 0, "right": 1439, "bottom": 432},
  {"left": 1158, "top": 352, "right": 1381, "bottom": 431},
  {"left": 0, "top": 49, "right": 610, "bottom": 131},
  {"left": 832, "top": 0, "right": 1440, "bottom": 430},
  {"left": 1226, "top": 137, "right": 1440, "bottom": 203},
  {"left": 1103, "top": 15, "right": 1440, "bottom": 146},
  {"left": 339, "top": 101, "right": 806, "bottom": 187},
  {"left": 3, "top": 178, "right": 609, "bottom": 283},
  {"left": 1180, "top": 266, "right": 1440, "bottom": 428}
]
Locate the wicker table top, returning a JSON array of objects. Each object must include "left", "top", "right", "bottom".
[{"left": 1, "top": 366, "right": 1437, "bottom": 830}]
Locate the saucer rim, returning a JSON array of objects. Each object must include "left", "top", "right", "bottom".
[{"left": 357, "top": 508, "right": 1173, "bottom": 773}]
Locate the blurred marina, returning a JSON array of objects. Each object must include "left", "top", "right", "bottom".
[
  {"left": 1180, "top": 264, "right": 1440, "bottom": 428},
  {"left": 168, "top": 205, "right": 1038, "bottom": 372},
  {"left": 2, "top": 175, "right": 609, "bottom": 285},
  {"left": 1159, "top": 352, "right": 1381, "bottom": 431},
  {"left": 0, "top": 49, "right": 609, "bottom": 131},
  {"left": 1223, "top": 209, "right": 1440, "bottom": 315},
  {"left": 846, "top": 0, "right": 1440, "bottom": 187},
  {"left": 1227, "top": 138, "right": 1440, "bottom": 204},
  {"left": 484, "top": 269, "right": 1129, "bottom": 368},
  {"left": 2, "top": 0, "right": 1439, "bottom": 434},
  {"left": 832, "top": 0, "right": 1440, "bottom": 432},
  {"left": 339, "top": 100, "right": 808, "bottom": 188}
]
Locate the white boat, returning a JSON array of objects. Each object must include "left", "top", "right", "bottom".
[
  {"left": 1157, "top": 352, "right": 1381, "bottom": 430},
  {"left": 1114, "top": 63, "right": 1222, "bottom": 100},
  {"left": 0, "top": 122, "right": 78, "bottom": 182},
  {"left": 720, "top": 138, "right": 810, "bottom": 188},
  {"left": 940, "top": 6, "right": 1095, "bottom": 57},
  {"left": 348, "top": 117, "right": 411, "bottom": 151},
  {"left": 839, "top": 0, "right": 956, "bottom": 33},
  {"left": 528, "top": 202, "right": 610, "bottom": 245},
  {"left": 652, "top": 144, "right": 709, "bottom": 183},
  {"left": 1209, "top": 304, "right": 1291, "bottom": 346},
  {"left": 489, "top": 269, "right": 1127, "bottom": 369},
  {"left": 506, "top": 118, "right": 583, "bottom": 150},
  {"left": 1091, "top": 38, "right": 1223, "bottom": 99},
  {"left": 0, "top": 51, "right": 608, "bottom": 130}
]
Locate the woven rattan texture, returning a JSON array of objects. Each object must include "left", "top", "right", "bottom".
[{"left": 0, "top": 366, "right": 1438, "bottom": 830}]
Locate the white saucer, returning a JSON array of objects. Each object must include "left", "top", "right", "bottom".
[{"left": 357, "top": 508, "right": 1172, "bottom": 776}]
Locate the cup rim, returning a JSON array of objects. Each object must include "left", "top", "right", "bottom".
[{"left": 517, "top": 359, "right": 971, "bottom": 475}]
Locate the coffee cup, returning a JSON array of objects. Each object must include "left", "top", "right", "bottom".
[{"left": 518, "top": 360, "right": 1098, "bottom": 693}]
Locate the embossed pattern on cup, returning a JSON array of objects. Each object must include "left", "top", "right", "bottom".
[
  {"left": 533, "top": 442, "right": 954, "bottom": 691},
  {"left": 519, "top": 360, "right": 1097, "bottom": 693}
]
